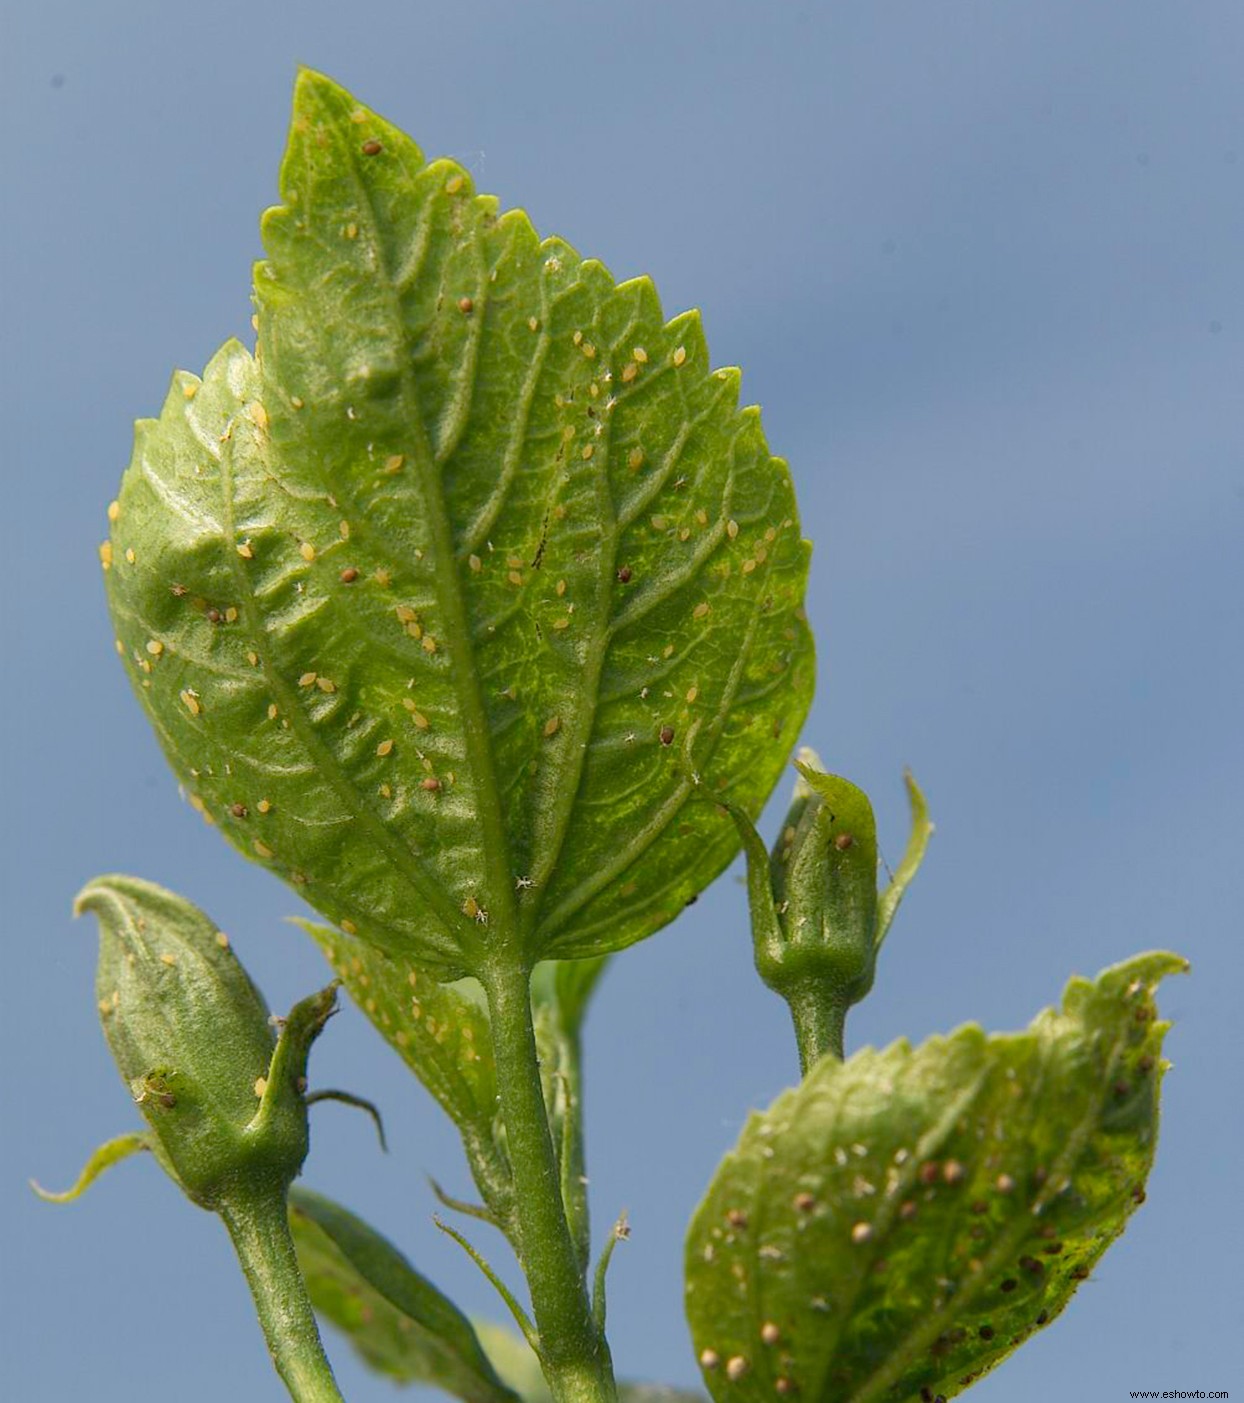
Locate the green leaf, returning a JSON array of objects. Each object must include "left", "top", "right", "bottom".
[
  {"left": 304, "top": 916, "right": 610, "bottom": 1253},
  {"left": 473, "top": 1322, "right": 706, "bottom": 1403},
  {"left": 299, "top": 919, "right": 512, "bottom": 1220},
  {"left": 684, "top": 951, "right": 1187, "bottom": 1402},
  {"left": 102, "top": 69, "right": 813, "bottom": 977},
  {"left": 289, "top": 1187, "right": 518, "bottom": 1402}
]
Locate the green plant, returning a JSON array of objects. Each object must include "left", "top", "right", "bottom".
[{"left": 42, "top": 70, "right": 1185, "bottom": 1403}]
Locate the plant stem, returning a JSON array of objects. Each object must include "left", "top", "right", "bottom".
[
  {"left": 219, "top": 1188, "right": 345, "bottom": 1403},
  {"left": 482, "top": 955, "right": 617, "bottom": 1403},
  {"left": 785, "top": 978, "right": 847, "bottom": 1073}
]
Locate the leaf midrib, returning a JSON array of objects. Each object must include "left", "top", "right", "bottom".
[{"left": 302, "top": 87, "right": 520, "bottom": 960}]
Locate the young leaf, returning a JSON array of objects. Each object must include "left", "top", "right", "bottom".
[
  {"left": 305, "top": 916, "right": 609, "bottom": 1252},
  {"left": 102, "top": 69, "right": 813, "bottom": 977},
  {"left": 299, "top": 919, "right": 512, "bottom": 1221},
  {"left": 289, "top": 1187, "right": 518, "bottom": 1403},
  {"left": 684, "top": 951, "right": 1186, "bottom": 1402}
]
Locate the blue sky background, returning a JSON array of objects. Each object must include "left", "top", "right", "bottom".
[{"left": 2, "top": 2, "right": 1240, "bottom": 1399}]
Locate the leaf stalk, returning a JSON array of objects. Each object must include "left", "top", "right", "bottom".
[{"left": 481, "top": 954, "right": 617, "bottom": 1403}]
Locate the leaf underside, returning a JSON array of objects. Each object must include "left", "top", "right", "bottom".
[
  {"left": 102, "top": 69, "right": 814, "bottom": 976},
  {"left": 289, "top": 1186, "right": 518, "bottom": 1403},
  {"left": 684, "top": 952, "right": 1186, "bottom": 1403}
]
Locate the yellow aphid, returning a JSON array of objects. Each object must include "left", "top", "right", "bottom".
[
  {"left": 225, "top": 607, "right": 239, "bottom": 623},
  {"left": 672, "top": 346, "right": 687, "bottom": 366},
  {"left": 316, "top": 677, "right": 336, "bottom": 693},
  {"left": 544, "top": 715, "right": 561, "bottom": 737},
  {"left": 376, "top": 739, "right": 394, "bottom": 757},
  {"left": 215, "top": 932, "right": 230, "bottom": 949},
  {"left": 236, "top": 541, "right": 254, "bottom": 559},
  {"left": 421, "top": 635, "right": 437, "bottom": 653},
  {"left": 298, "top": 672, "right": 317, "bottom": 687},
  {"left": 107, "top": 500, "right": 120, "bottom": 523},
  {"left": 633, "top": 346, "right": 648, "bottom": 363},
  {"left": 693, "top": 602, "right": 710, "bottom": 619},
  {"left": 299, "top": 541, "right": 315, "bottom": 562},
  {"left": 621, "top": 362, "right": 638, "bottom": 383},
  {"left": 727, "top": 519, "right": 739, "bottom": 539},
  {"left": 628, "top": 448, "right": 644, "bottom": 470},
  {"left": 98, "top": 541, "right": 113, "bottom": 570},
  {"left": 445, "top": 174, "right": 464, "bottom": 194},
  {"left": 257, "top": 799, "right": 272, "bottom": 814},
  {"left": 253, "top": 840, "right": 274, "bottom": 859},
  {"left": 182, "top": 381, "right": 198, "bottom": 400},
  {"left": 385, "top": 454, "right": 405, "bottom": 473},
  {"left": 179, "top": 690, "right": 201, "bottom": 717},
  {"left": 145, "top": 640, "right": 163, "bottom": 657},
  {"left": 468, "top": 554, "right": 482, "bottom": 572}
]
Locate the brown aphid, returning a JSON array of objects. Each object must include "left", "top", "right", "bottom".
[
  {"left": 457, "top": 296, "right": 474, "bottom": 314},
  {"left": 834, "top": 832, "right": 854, "bottom": 851},
  {"left": 725, "top": 1207, "right": 748, "bottom": 1230},
  {"left": 1019, "top": 1255, "right": 1044, "bottom": 1275},
  {"left": 979, "top": 1325, "right": 995, "bottom": 1341},
  {"left": 918, "top": 1161, "right": 941, "bottom": 1186},
  {"left": 340, "top": 567, "right": 359, "bottom": 583},
  {"left": 659, "top": 725, "right": 675, "bottom": 746},
  {"left": 206, "top": 608, "right": 222, "bottom": 624},
  {"left": 793, "top": 1191, "right": 817, "bottom": 1213},
  {"left": 361, "top": 138, "right": 383, "bottom": 156},
  {"left": 230, "top": 803, "right": 249, "bottom": 820},
  {"left": 999, "top": 1278, "right": 1018, "bottom": 1293},
  {"left": 421, "top": 777, "right": 442, "bottom": 792},
  {"left": 1036, "top": 1310, "right": 1050, "bottom": 1325},
  {"left": 616, "top": 565, "right": 633, "bottom": 583}
]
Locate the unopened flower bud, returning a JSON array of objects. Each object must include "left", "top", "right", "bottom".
[
  {"left": 729, "top": 751, "right": 931, "bottom": 1068},
  {"left": 77, "top": 874, "right": 337, "bottom": 1209}
]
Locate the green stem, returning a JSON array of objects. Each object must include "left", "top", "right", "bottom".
[
  {"left": 481, "top": 956, "right": 616, "bottom": 1403},
  {"left": 219, "top": 1188, "right": 344, "bottom": 1403},
  {"left": 784, "top": 979, "right": 847, "bottom": 1074}
]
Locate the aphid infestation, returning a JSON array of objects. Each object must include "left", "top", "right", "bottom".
[{"left": 43, "top": 70, "right": 1183, "bottom": 1403}]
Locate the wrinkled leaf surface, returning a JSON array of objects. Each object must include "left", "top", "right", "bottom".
[
  {"left": 685, "top": 952, "right": 1185, "bottom": 1402},
  {"left": 102, "top": 70, "right": 813, "bottom": 976}
]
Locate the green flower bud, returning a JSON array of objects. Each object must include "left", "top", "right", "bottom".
[
  {"left": 77, "top": 875, "right": 337, "bottom": 1209},
  {"left": 730, "top": 751, "right": 932, "bottom": 1070}
]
